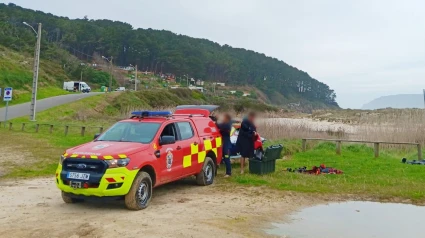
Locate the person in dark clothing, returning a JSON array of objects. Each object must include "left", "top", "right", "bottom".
[
  {"left": 217, "top": 113, "right": 233, "bottom": 177},
  {"left": 236, "top": 112, "right": 257, "bottom": 174}
]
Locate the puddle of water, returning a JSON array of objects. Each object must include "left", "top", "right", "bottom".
[{"left": 266, "top": 201, "right": 425, "bottom": 238}]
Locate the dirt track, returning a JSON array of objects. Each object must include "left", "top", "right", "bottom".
[{"left": 0, "top": 177, "right": 321, "bottom": 238}]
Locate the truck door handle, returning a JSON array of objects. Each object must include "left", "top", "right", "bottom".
[{"left": 176, "top": 146, "right": 182, "bottom": 150}]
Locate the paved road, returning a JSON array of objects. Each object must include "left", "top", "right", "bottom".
[{"left": 0, "top": 92, "right": 104, "bottom": 120}]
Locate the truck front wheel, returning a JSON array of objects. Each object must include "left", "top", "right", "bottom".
[
  {"left": 125, "top": 172, "right": 152, "bottom": 210},
  {"left": 61, "top": 191, "right": 84, "bottom": 203},
  {"left": 196, "top": 157, "right": 215, "bottom": 186}
]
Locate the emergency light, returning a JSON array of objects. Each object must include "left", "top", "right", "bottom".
[{"left": 131, "top": 111, "right": 172, "bottom": 117}]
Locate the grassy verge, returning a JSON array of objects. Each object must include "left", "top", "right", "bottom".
[
  {"left": 226, "top": 141, "right": 425, "bottom": 202},
  {"left": 0, "top": 87, "right": 71, "bottom": 108},
  {"left": 0, "top": 131, "right": 67, "bottom": 178},
  {"left": 10, "top": 93, "right": 118, "bottom": 126},
  {"left": 3, "top": 90, "right": 425, "bottom": 202},
  {"left": 2, "top": 124, "right": 425, "bottom": 203}
]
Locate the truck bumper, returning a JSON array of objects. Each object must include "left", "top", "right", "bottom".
[{"left": 55, "top": 164, "right": 138, "bottom": 197}]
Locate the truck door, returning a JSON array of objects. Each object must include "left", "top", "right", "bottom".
[
  {"left": 176, "top": 121, "right": 201, "bottom": 177},
  {"left": 158, "top": 123, "right": 183, "bottom": 183}
]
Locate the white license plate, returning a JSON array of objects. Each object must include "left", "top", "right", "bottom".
[{"left": 67, "top": 172, "right": 90, "bottom": 180}]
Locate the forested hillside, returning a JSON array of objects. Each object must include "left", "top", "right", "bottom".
[{"left": 0, "top": 3, "right": 338, "bottom": 108}]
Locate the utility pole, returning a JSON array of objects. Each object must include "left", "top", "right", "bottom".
[
  {"left": 109, "top": 56, "right": 113, "bottom": 92},
  {"left": 80, "top": 70, "right": 83, "bottom": 82},
  {"left": 135, "top": 65, "right": 138, "bottom": 91},
  {"left": 28, "top": 23, "right": 41, "bottom": 121}
]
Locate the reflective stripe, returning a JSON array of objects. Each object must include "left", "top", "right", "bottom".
[
  {"left": 204, "top": 140, "right": 212, "bottom": 151},
  {"left": 183, "top": 155, "right": 192, "bottom": 168},
  {"left": 216, "top": 137, "right": 222, "bottom": 148},
  {"left": 191, "top": 143, "right": 199, "bottom": 155},
  {"left": 198, "top": 151, "right": 206, "bottom": 163},
  {"left": 63, "top": 154, "right": 127, "bottom": 160},
  {"left": 212, "top": 148, "right": 218, "bottom": 157},
  {"left": 230, "top": 127, "right": 235, "bottom": 136},
  {"left": 183, "top": 136, "right": 222, "bottom": 168}
]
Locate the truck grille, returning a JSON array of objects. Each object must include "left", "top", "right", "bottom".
[
  {"left": 61, "top": 158, "right": 108, "bottom": 184},
  {"left": 63, "top": 158, "right": 108, "bottom": 173}
]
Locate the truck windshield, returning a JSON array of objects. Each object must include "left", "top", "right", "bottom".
[{"left": 96, "top": 122, "right": 160, "bottom": 143}]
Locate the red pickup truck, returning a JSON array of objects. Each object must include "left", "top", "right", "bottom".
[{"left": 56, "top": 106, "right": 223, "bottom": 210}]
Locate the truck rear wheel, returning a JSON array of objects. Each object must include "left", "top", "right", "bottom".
[
  {"left": 124, "top": 172, "right": 152, "bottom": 210},
  {"left": 196, "top": 157, "right": 215, "bottom": 186},
  {"left": 61, "top": 191, "right": 84, "bottom": 203}
]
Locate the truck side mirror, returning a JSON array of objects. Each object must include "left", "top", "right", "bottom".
[
  {"left": 94, "top": 133, "right": 100, "bottom": 140},
  {"left": 159, "top": 136, "right": 175, "bottom": 145}
]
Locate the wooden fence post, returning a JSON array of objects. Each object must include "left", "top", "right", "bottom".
[
  {"left": 81, "top": 126, "right": 86, "bottom": 136},
  {"left": 21, "top": 123, "right": 26, "bottom": 131},
  {"left": 374, "top": 143, "right": 380, "bottom": 158},
  {"left": 64, "top": 126, "right": 69, "bottom": 136},
  {"left": 35, "top": 124, "right": 39, "bottom": 133},
  {"left": 99, "top": 127, "right": 104, "bottom": 134},
  {"left": 418, "top": 144, "right": 422, "bottom": 160},
  {"left": 49, "top": 125, "right": 54, "bottom": 134},
  {"left": 336, "top": 141, "right": 341, "bottom": 155},
  {"left": 302, "top": 139, "right": 307, "bottom": 152},
  {"left": 8, "top": 122, "right": 12, "bottom": 131}
]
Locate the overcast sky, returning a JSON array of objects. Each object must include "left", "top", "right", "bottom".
[{"left": 4, "top": 0, "right": 425, "bottom": 108}]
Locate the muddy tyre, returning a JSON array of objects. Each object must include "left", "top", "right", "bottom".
[
  {"left": 124, "top": 172, "right": 152, "bottom": 210},
  {"left": 196, "top": 157, "right": 215, "bottom": 186},
  {"left": 61, "top": 191, "right": 83, "bottom": 203}
]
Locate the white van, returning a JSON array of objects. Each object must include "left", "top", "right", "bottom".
[{"left": 63, "top": 81, "right": 91, "bottom": 93}]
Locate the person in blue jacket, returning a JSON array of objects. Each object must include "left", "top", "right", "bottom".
[{"left": 217, "top": 113, "right": 233, "bottom": 177}]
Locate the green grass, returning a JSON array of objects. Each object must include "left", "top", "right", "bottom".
[
  {"left": 3, "top": 86, "right": 424, "bottom": 202},
  {"left": 0, "top": 130, "right": 68, "bottom": 178},
  {"left": 225, "top": 142, "right": 425, "bottom": 202},
  {"left": 0, "top": 128, "right": 97, "bottom": 178},
  {"left": 2, "top": 124, "right": 425, "bottom": 203}
]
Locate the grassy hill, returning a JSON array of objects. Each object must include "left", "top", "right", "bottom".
[
  {"left": 0, "top": 46, "right": 71, "bottom": 106},
  {"left": 9, "top": 89, "right": 277, "bottom": 127},
  {"left": 0, "top": 3, "right": 338, "bottom": 110}
]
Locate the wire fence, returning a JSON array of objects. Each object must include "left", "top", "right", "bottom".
[{"left": 0, "top": 121, "right": 105, "bottom": 137}]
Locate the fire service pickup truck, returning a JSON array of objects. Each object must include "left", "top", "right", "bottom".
[{"left": 56, "top": 105, "right": 222, "bottom": 210}]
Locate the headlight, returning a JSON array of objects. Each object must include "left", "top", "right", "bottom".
[
  {"left": 106, "top": 158, "right": 130, "bottom": 168},
  {"left": 59, "top": 155, "right": 66, "bottom": 164}
]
